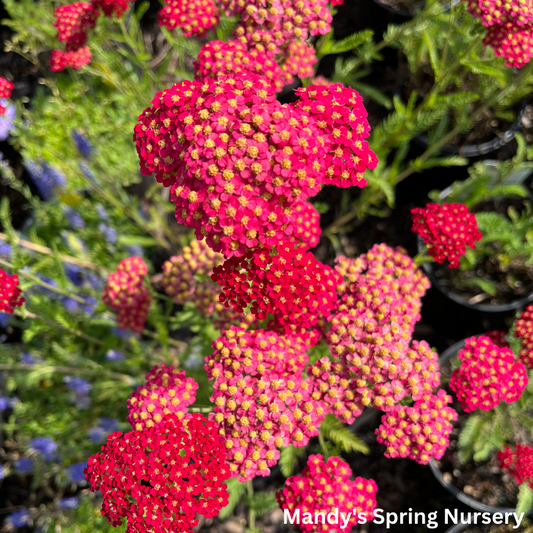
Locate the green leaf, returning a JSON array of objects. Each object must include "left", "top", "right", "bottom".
[
  {"left": 461, "top": 277, "right": 498, "bottom": 297},
  {"left": 219, "top": 479, "right": 247, "bottom": 520},
  {"left": 279, "top": 445, "right": 303, "bottom": 478},
  {"left": 366, "top": 174, "right": 395, "bottom": 208},
  {"left": 321, "top": 30, "right": 373, "bottom": 55},
  {"left": 423, "top": 30, "right": 441, "bottom": 78},
  {"left": 117, "top": 235, "right": 158, "bottom": 247},
  {"left": 350, "top": 81, "right": 392, "bottom": 110},
  {"left": 516, "top": 483, "right": 533, "bottom": 516},
  {"left": 410, "top": 156, "right": 468, "bottom": 171},
  {"left": 245, "top": 492, "right": 278, "bottom": 517},
  {"left": 320, "top": 414, "right": 369, "bottom": 454}
]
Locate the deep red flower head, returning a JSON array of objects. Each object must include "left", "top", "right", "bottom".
[
  {"left": 127, "top": 365, "right": 198, "bottom": 431},
  {"left": 158, "top": 0, "right": 219, "bottom": 37},
  {"left": 483, "top": 23, "right": 533, "bottom": 68},
  {"left": 450, "top": 336, "right": 527, "bottom": 412},
  {"left": 85, "top": 414, "right": 231, "bottom": 532},
  {"left": 498, "top": 444, "right": 533, "bottom": 487},
  {"left": 514, "top": 304, "right": 533, "bottom": 368},
  {"left": 485, "top": 329, "right": 510, "bottom": 348},
  {"left": 411, "top": 203, "right": 482, "bottom": 268},
  {"left": 376, "top": 389, "right": 457, "bottom": 464},
  {"left": 195, "top": 40, "right": 284, "bottom": 92},
  {"left": 276, "top": 454, "right": 378, "bottom": 532},
  {"left": 295, "top": 84, "right": 378, "bottom": 188},
  {"left": 0, "top": 270, "right": 25, "bottom": 313},
  {"left": 53, "top": 2, "right": 99, "bottom": 49},
  {"left": 0, "top": 78, "right": 14, "bottom": 99},
  {"left": 103, "top": 256, "right": 152, "bottom": 333},
  {"left": 211, "top": 241, "right": 341, "bottom": 333},
  {"left": 92, "top": 0, "right": 132, "bottom": 17},
  {"left": 289, "top": 201, "right": 321, "bottom": 249},
  {"left": 50, "top": 46, "right": 92, "bottom": 71}
]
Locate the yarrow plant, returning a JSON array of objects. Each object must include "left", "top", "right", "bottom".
[
  {"left": 0, "top": 270, "right": 25, "bottom": 313},
  {"left": 411, "top": 203, "right": 483, "bottom": 268},
  {"left": 449, "top": 335, "right": 527, "bottom": 412},
  {"left": 515, "top": 304, "right": 533, "bottom": 368},
  {"left": 498, "top": 444, "right": 533, "bottom": 488},
  {"left": 276, "top": 454, "right": 377, "bottom": 533}
]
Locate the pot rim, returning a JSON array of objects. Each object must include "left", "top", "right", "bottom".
[{"left": 372, "top": 0, "right": 460, "bottom": 17}]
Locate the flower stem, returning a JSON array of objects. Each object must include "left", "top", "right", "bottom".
[
  {"left": 318, "top": 429, "right": 329, "bottom": 459},
  {"left": 246, "top": 480, "right": 256, "bottom": 532},
  {"left": 412, "top": 246, "right": 432, "bottom": 266}
]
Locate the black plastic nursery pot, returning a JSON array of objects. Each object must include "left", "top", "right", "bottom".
[
  {"left": 372, "top": 0, "right": 459, "bottom": 17},
  {"left": 431, "top": 341, "right": 526, "bottom": 515},
  {"left": 444, "top": 522, "right": 526, "bottom": 533}
]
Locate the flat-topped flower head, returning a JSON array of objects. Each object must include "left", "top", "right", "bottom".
[
  {"left": 289, "top": 201, "right": 321, "bottom": 249},
  {"left": 85, "top": 414, "right": 231, "bottom": 532},
  {"left": 0, "top": 270, "right": 24, "bottom": 313},
  {"left": 465, "top": 0, "right": 533, "bottom": 27},
  {"left": 294, "top": 84, "right": 378, "bottom": 189},
  {"left": 134, "top": 74, "right": 327, "bottom": 257},
  {"left": 211, "top": 241, "right": 341, "bottom": 332},
  {"left": 53, "top": 2, "right": 98, "bottom": 49},
  {"left": 276, "top": 454, "right": 378, "bottom": 532},
  {"left": 158, "top": 0, "right": 219, "bottom": 37},
  {"left": 498, "top": 444, "right": 533, "bottom": 487},
  {"left": 92, "top": 0, "right": 131, "bottom": 17},
  {"left": 127, "top": 365, "right": 198, "bottom": 430},
  {"left": 195, "top": 40, "right": 284, "bottom": 92},
  {"left": 376, "top": 389, "right": 457, "bottom": 464},
  {"left": 50, "top": 46, "right": 92, "bottom": 71},
  {"left": 450, "top": 335, "right": 527, "bottom": 412},
  {"left": 0, "top": 78, "right": 14, "bottom": 99},
  {"left": 281, "top": 41, "right": 318, "bottom": 84},
  {"left": 411, "top": 203, "right": 482, "bottom": 268},
  {"left": 483, "top": 23, "right": 533, "bottom": 68},
  {"left": 206, "top": 327, "right": 319, "bottom": 480}
]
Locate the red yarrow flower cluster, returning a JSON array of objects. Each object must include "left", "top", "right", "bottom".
[
  {"left": 281, "top": 41, "right": 318, "bottom": 84},
  {"left": 134, "top": 74, "right": 338, "bottom": 258},
  {"left": 450, "top": 336, "right": 527, "bottom": 412},
  {"left": 515, "top": 304, "right": 533, "bottom": 368},
  {"left": 289, "top": 201, "right": 321, "bottom": 249},
  {"left": 205, "top": 327, "right": 320, "bottom": 480},
  {"left": 375, "top": 390, "right": 457, "bottom": 465},
  {"left": 50, "top": 47, "right": 92, "bottom": 71},
  {"left": 92, "top": 0, "right": 133, "bottom": 17},
  {"left": 85, "top": 414, "right": 230, "bottom": 533},
  {"left": 464, "top": 0, "right": 533, "bottom": 67},
  {"left": 53, "top": 2, "right": 98, "bottom": 49},
  {"left": 158, "top": 0, "right": 219, "bottom": 37},
  {"left": 295, "top": 84, "right": 378, "bottom": 189},
  {"left": 498, "top": 444, "right": 533, "bottom": 487},
  {"left": 411, "top": 203, "right": 482, "bottom": 268},
  {"left": 127, "top": 365, "right": 198, "bottom": 431},
  {"left": 211, "top": 241, "right": 341, "bottom": 334},
  {"left": 485, "top": 329, "right": 510, "bottom": 347},
  {"left": 276, "top": 454, "right": 378, "bottom": 532},
  {"left": 0, "top": 78, "right": 13, "bottom": 99},
  {"left": 194, "top": 40, "right": 284, "bottom": 92},
  {"left": 102, "top": 256, "right": 152, "bottom": 333},
  {"left": 0, "top": 270, "right": 25, "bottom": 313}
]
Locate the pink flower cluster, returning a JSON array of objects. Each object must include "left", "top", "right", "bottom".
[
  {"left": 102, "top": 256, "right": 152, "bottom": 333},
  {"left": 134, "top": 74, "right": 376, "bottom": 258},
  {"left": 211, "top": 241, "right": 341, "bottom": 334},
  {"left": 276, "top": 454, "right": 378, "bottom": 533},
  {"left": 450, "top": 336, "right": 527, "bottom": 412},
  {"left": 498, "top": 444, "right": 533, "bottom": 488},
  {"left": 485, "top": 329, "right": 510, "bottom": 347},
  {"left": 0, "top": 77, "right": 14, "bottom": 115},
  {"left": 85, "top": 414, "right": 231, "bottom": 533},
  {"left": 51, "top": 47, "right": 93, "bottom": 72},
  {"left": 158, "top": 0, "right": 219, "bottom": 37},
  {"left": 161, "top": 239, "right": 255, "bottom": 330},
  {"left": 515, "top": 304, "right": 533, "bottom": 368},
  {"left": 295, "top": 84, "right": 378, "bottom": 189},
  {"left": 464, "top": 0, "right": 533, "bottom": 67},
  {"left": 281, "top": 41, "right": 318, "bottom": 85},
  {"left": 195, "top": 40, "right": 284, "bottom": 92},
  {"left": 375, "top": 390, "right": 457, "bottom": 465},
  {"left": 127, "top": 364, "right": 198, "bottom": 431},
  {"left": 205, "top": 327, "right": 321, "bottom": 480},
  {"left": 0, "top": 270, "right": 25, "bottom": 313},
  {"left": 289, "top": 201, "right": 321, "bottom": 249},
  {"left": 411, "top": 203, "right": 482, "bottom": 268}
]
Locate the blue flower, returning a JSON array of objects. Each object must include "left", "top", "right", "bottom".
[
  {"left": 0, "top": 241, "right": 12, "bottom": 259},
  {"left": 0, "top": 464, "right": 5, "bottom": 479},
  {"left": 99, "top": 223, "right": 117, "bottom": 245},
  {"left": 0, "top": 312, "right": 9, "bottom": 328},
  {"left": 63, "top": 376, "right": 92, "bottom": 395},
  {"left": 15, "top": 458, "right": 33, "bottom": 473},
  {"left": 88, "top": 427, "right": 106, "bottom": 443},
  {"left": 85, "top": 271, "right": 104, "bottom": 291},
  {"left": 89, "top": 417, "right": 119, "bottom": 442},
  {"left": 0, "top": 99, "right": 15, "bottom": 142},
  {"left": 25, "top": 159, "right": 66, "bottom": 201},
  {"left": 64, "top": 264, "right": 83, "bottom": 286},
  {"left": 126, "top": 245, "right": 143, "bottom": 257},
  {"left": 6, "top": 508, "right": 30, "bottom": 528},
  {"left": 65, "top": 207, "right": 85, "bottom": 230},
  {"left": 111, "top": 327, "right": 133, "bottom": 339},
  {"left": 58, "top": 496, "right": 79, "bottom": 510},
  {"left": 29, "top": 437, "right": 58, "bottom": 456},
  {"left": 99, "top": 418, "right": 119, "bottom": 432},
  {"left": 21, "top": 352, "right": 42, "bottom": 365},
  {"left": 0, "top": 395, "right": 13, "bottom": 410},
  {"left": 66, "top": 462, "right": 87, "bottom": 484},
  {"left": 79, "top": 161, "right": 97, "bottom": 184},
  {"left": 95, "top": 204, "right": 109, "bottom": 221},
  {"left": 106, "top": 349, "right": 125, "bottom": 361},
  {"left": 60, "top": 296, "right": 97, "bottom": 316},
  {"left": 72, "top": 130, "right": 93, "bottom": 158}
]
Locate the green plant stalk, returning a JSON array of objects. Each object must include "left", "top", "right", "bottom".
[
  {"left": 247, "top": 480, "right": 256, "bottom": 531},
  {"left": 318, "top": 429, "right": 329, "bottom": 459}
]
